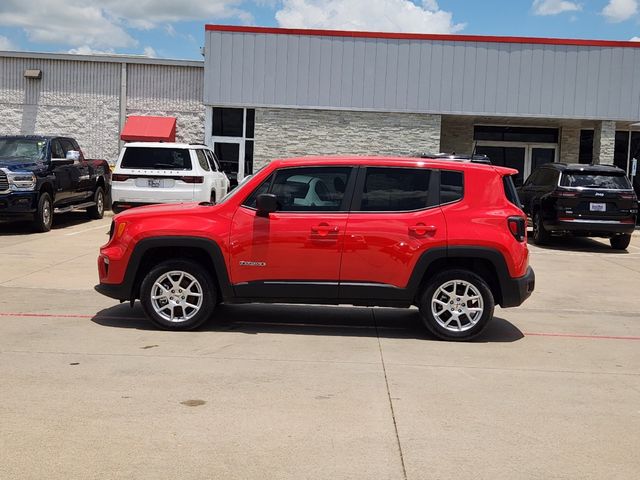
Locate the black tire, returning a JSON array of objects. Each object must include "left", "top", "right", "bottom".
[
  {"left": 418, "top": 269, "right": 495, "bottom": 341},
  {"left": 140, "top": 260, "right": 217, "bottom": 331},
  {"left": 87, "top": 186, "right": 105, "bottom": 219},
  {"left": 33, "top": 192, "right": 53, "bottom": 232},
  {"left": 532, "top": 211, "right": 550, "bottom": 245},
  {"left": 610, "top": 234, "right": 631, "bottom": 250}
]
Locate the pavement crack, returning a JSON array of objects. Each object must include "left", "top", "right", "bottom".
[{"left": 372, "top": 309, "right": 408, "bottom": 480}]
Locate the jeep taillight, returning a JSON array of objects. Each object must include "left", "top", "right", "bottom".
[
  {"left": 507, "top": 216, "right": 526, "bottom": 242},
  {"left": 620, "top": 192, "right": 637, "bottom": 200},
  {"left": 554, "top": 190, "right": 579, "bottom": 198},
  {"left": 180, "top": 176, "right": 204, "bottom": 184},
  {"left": 112, "top": 174, "right": 130, "bottom": 182}
]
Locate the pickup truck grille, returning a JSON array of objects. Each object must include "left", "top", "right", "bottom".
[{"left": 0, "top": 170, "right": 9, "bottom": 192}]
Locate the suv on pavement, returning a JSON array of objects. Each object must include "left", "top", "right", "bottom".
[
  {"left": 518, "top": 163, "right": 637, "bottom": 249},
  {"left": 111, "top": 142, "right": 230, "bottom": 213},
  {"left": 95, "top": 156, "right": 535, "bottom": 341}
]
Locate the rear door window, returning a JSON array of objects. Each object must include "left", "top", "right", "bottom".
[
  {"left": 560, "top": 172, "right": 632, "bottom": 189},
  {"left": 120, "top": 147, "right": 192, "bottom": 170},
  {"left": 355, "top": 167, "right": 433, "bottom": 212}
]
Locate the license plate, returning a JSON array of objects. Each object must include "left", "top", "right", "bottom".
[
  {"left": 148, "top": 179, "right": 161, "bottom": 188},
  {"left": 590, "top": 202, "right": 606, "bottom": 212}
]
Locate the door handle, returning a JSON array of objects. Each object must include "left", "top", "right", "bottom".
[
  {"left": 311, "top": 223, "right": 339, "bottom": 237},
  {"left": 408, "top": 224, "right": 437, "bottom": 236}
]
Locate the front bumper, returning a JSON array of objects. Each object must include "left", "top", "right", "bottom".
[
  {"left": 0, "top": 191, "right": 38, "bottom": 217},
  {"left": 500, "top": 266, "right": 535, "bottom": 308},
  {"left": 94, "top": 282, "right": 130, "bottom": 301},
  {"left": 545, "top": 218, "right": 636, "bottom": 236}
]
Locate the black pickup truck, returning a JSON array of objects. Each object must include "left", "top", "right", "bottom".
[{"left": 0, "top": 135, "right": 111, "bottom": 232}]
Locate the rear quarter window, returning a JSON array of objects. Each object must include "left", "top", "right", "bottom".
[
  {"left": 120, "top": 148, "right": 192, "bottom": 170},
  {"left": 503, "top": 175, "right": 522, "bottom": 207},
  {"left": 440, "top": 171, "right": 463, "bottom": 204}
]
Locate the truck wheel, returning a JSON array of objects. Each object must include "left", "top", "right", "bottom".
[
  {"left": 610, "top": 234, "right": 631, "bottom": 250},
  {"left": 33, "top": 192, "right": 53, "bottom": 232},
  {"left": 418, "top": 269, "right": 495, "bottom": 341},
  {"left": 87, "top": 186, "right": 105, "bottom": 219},
  {"left": 532, "top": 211, "right": 550, "bottom": 245},
  {"left": 140, "top": 260, "right": 217, "bottom": 331}
]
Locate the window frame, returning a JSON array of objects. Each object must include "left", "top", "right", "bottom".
[
  {"left": 241, "top": 166, "right": 357, "bottom": 213},
  {"left": 349, "top": 166, "right": 440, "bottom": 213}
]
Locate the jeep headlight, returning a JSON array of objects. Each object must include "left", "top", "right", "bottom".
[{"left": 8, "top": 172, "right": 36, "bottom": 191}]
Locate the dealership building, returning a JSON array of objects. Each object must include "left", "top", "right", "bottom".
[{"left": 2, "top": 24, "right": 640, "bottom": 191}]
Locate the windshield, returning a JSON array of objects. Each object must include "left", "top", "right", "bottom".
[
  {"left": 0, "top": 138, "right": 47, "bottom": 161},
  {"left": 560, "top": 172, "right": 632, "bottom": 189}
]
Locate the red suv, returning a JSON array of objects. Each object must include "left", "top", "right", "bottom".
[{"left": 95, "top": 156, "right": 535, "bottom": 341}]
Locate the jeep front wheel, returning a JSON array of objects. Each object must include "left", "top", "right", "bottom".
[
  {"left": 140, "top": 260, "right": 217, "bottom": 330},
  {"left": 418, "top": 269, "right": 495, "bottom": 341}
]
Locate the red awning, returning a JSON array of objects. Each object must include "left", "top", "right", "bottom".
[{"left": 120, "top": 116, "right": 176, "bottom": 142}]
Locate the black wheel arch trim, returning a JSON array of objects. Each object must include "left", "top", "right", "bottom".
[{"left": 102, "top": 236, "right": 233, "bottom": 302}]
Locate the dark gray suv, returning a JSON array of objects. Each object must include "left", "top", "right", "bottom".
[{"left": 518, "top": 163, "right": 637, "bottom": 250}]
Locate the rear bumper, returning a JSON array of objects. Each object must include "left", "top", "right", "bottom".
[
  {"left": 544, "top": 218, "right": 636, "bottom": 236},
  {"left": 500, "top": 266, "right": 535, "bottom": 308},
  {"left": 0, "top": 192, "right": 38, "bottom": 217}
]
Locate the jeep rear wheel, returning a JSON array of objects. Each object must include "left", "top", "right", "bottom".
[
  {"left": 33, "top": 192, "right": 53, "bottom": 232},
  {"left": 610, "top": 233, "right": 631, "bottom": 250},
  {"left": 418, "top": 269, "right": 495, "bottom": 341},
  {"left": 532, "top": 211, "right": 550, "bottom": 245},
  {"left": 140, "top": 260, "right": 217, "bottom": 330}
]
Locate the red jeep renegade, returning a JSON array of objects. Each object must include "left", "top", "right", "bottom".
[{"left": 96, "top": 156, "right": 535, "bottom": 341}]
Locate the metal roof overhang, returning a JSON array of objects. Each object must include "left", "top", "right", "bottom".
[{"left": 120, "top": 116, "right": 177, "bottom": 142}]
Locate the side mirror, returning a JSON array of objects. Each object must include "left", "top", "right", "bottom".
[
  {"left": 66, "top": 150, "right": 81, "bottom": 162},
  {"left": 256, "top": 193, "right": 278, "bottom": 217}
]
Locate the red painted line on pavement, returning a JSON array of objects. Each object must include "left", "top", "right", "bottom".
[
  {"left": 1, "top": 312, "right": 639, "bottom": 340},
  {"left": 523, "top": 332, "right": 640, "bottom": 341}
]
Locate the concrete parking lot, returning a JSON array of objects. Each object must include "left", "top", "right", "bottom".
[{"left": 1, "top": 212, "right": 639, "bottom": 480}]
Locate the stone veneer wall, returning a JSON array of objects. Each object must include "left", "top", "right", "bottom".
[
  {"left": 559, "top": 126, "right": 580, "bottom": 164},
  {"left": 593, "top": 120, "right": 616, "bottom": 165},
  {"left": 439, "top": 117, "right": 474, "bottom": 155},
  {"left": 253, "top": 108, "right": 441, "bottom": 170}
]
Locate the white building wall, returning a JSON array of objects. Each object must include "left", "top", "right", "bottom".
[{"left": 0, "top": 53, "right": 204, "bottom": 164}]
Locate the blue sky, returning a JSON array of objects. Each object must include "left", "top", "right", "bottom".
[{"left": 1, "top": 1, "right": 640, "bottom": 60}]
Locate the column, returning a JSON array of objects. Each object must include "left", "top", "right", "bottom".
[{"left": 592, "top": 120, "right": 616, "bottom": 165}]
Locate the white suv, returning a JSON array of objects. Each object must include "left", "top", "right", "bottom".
[{"left": 111, "top": 143, "right": 230, "bottom": 213}]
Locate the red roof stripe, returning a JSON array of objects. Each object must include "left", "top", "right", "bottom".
[{"left": 205, "top": 24, "right": 640, "bottom": 48}]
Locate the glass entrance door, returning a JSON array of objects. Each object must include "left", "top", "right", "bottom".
[
  {"left": 475, "top": 143, "right": 557, "bottom": 186},
  {"left": 475, "top": 146, "right": 527, "bottom": 186}
]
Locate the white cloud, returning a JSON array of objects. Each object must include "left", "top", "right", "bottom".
[
  {"left": 0, "top": 34, "right": 16, "bottom": 50},
  {"left": 142, "top": 46, "right": 157, "bottom": 57},
  {"left": 0, "top": 0, "right": 248, "bottom": 49},
  {"left": 630, "top": 36, "right": 640, "bottom": 41},
  {"left": 67, "top": 46, "right": 116, "bottom": 55},
  {"left": 602, "top": 0, "right": 638, "bottom": 22},
  {"left": 532, "top": 0, "right": 581, "bottom": 15},
  {"left": 275, "top": 0, "right": 465, "bottom": 34}
]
